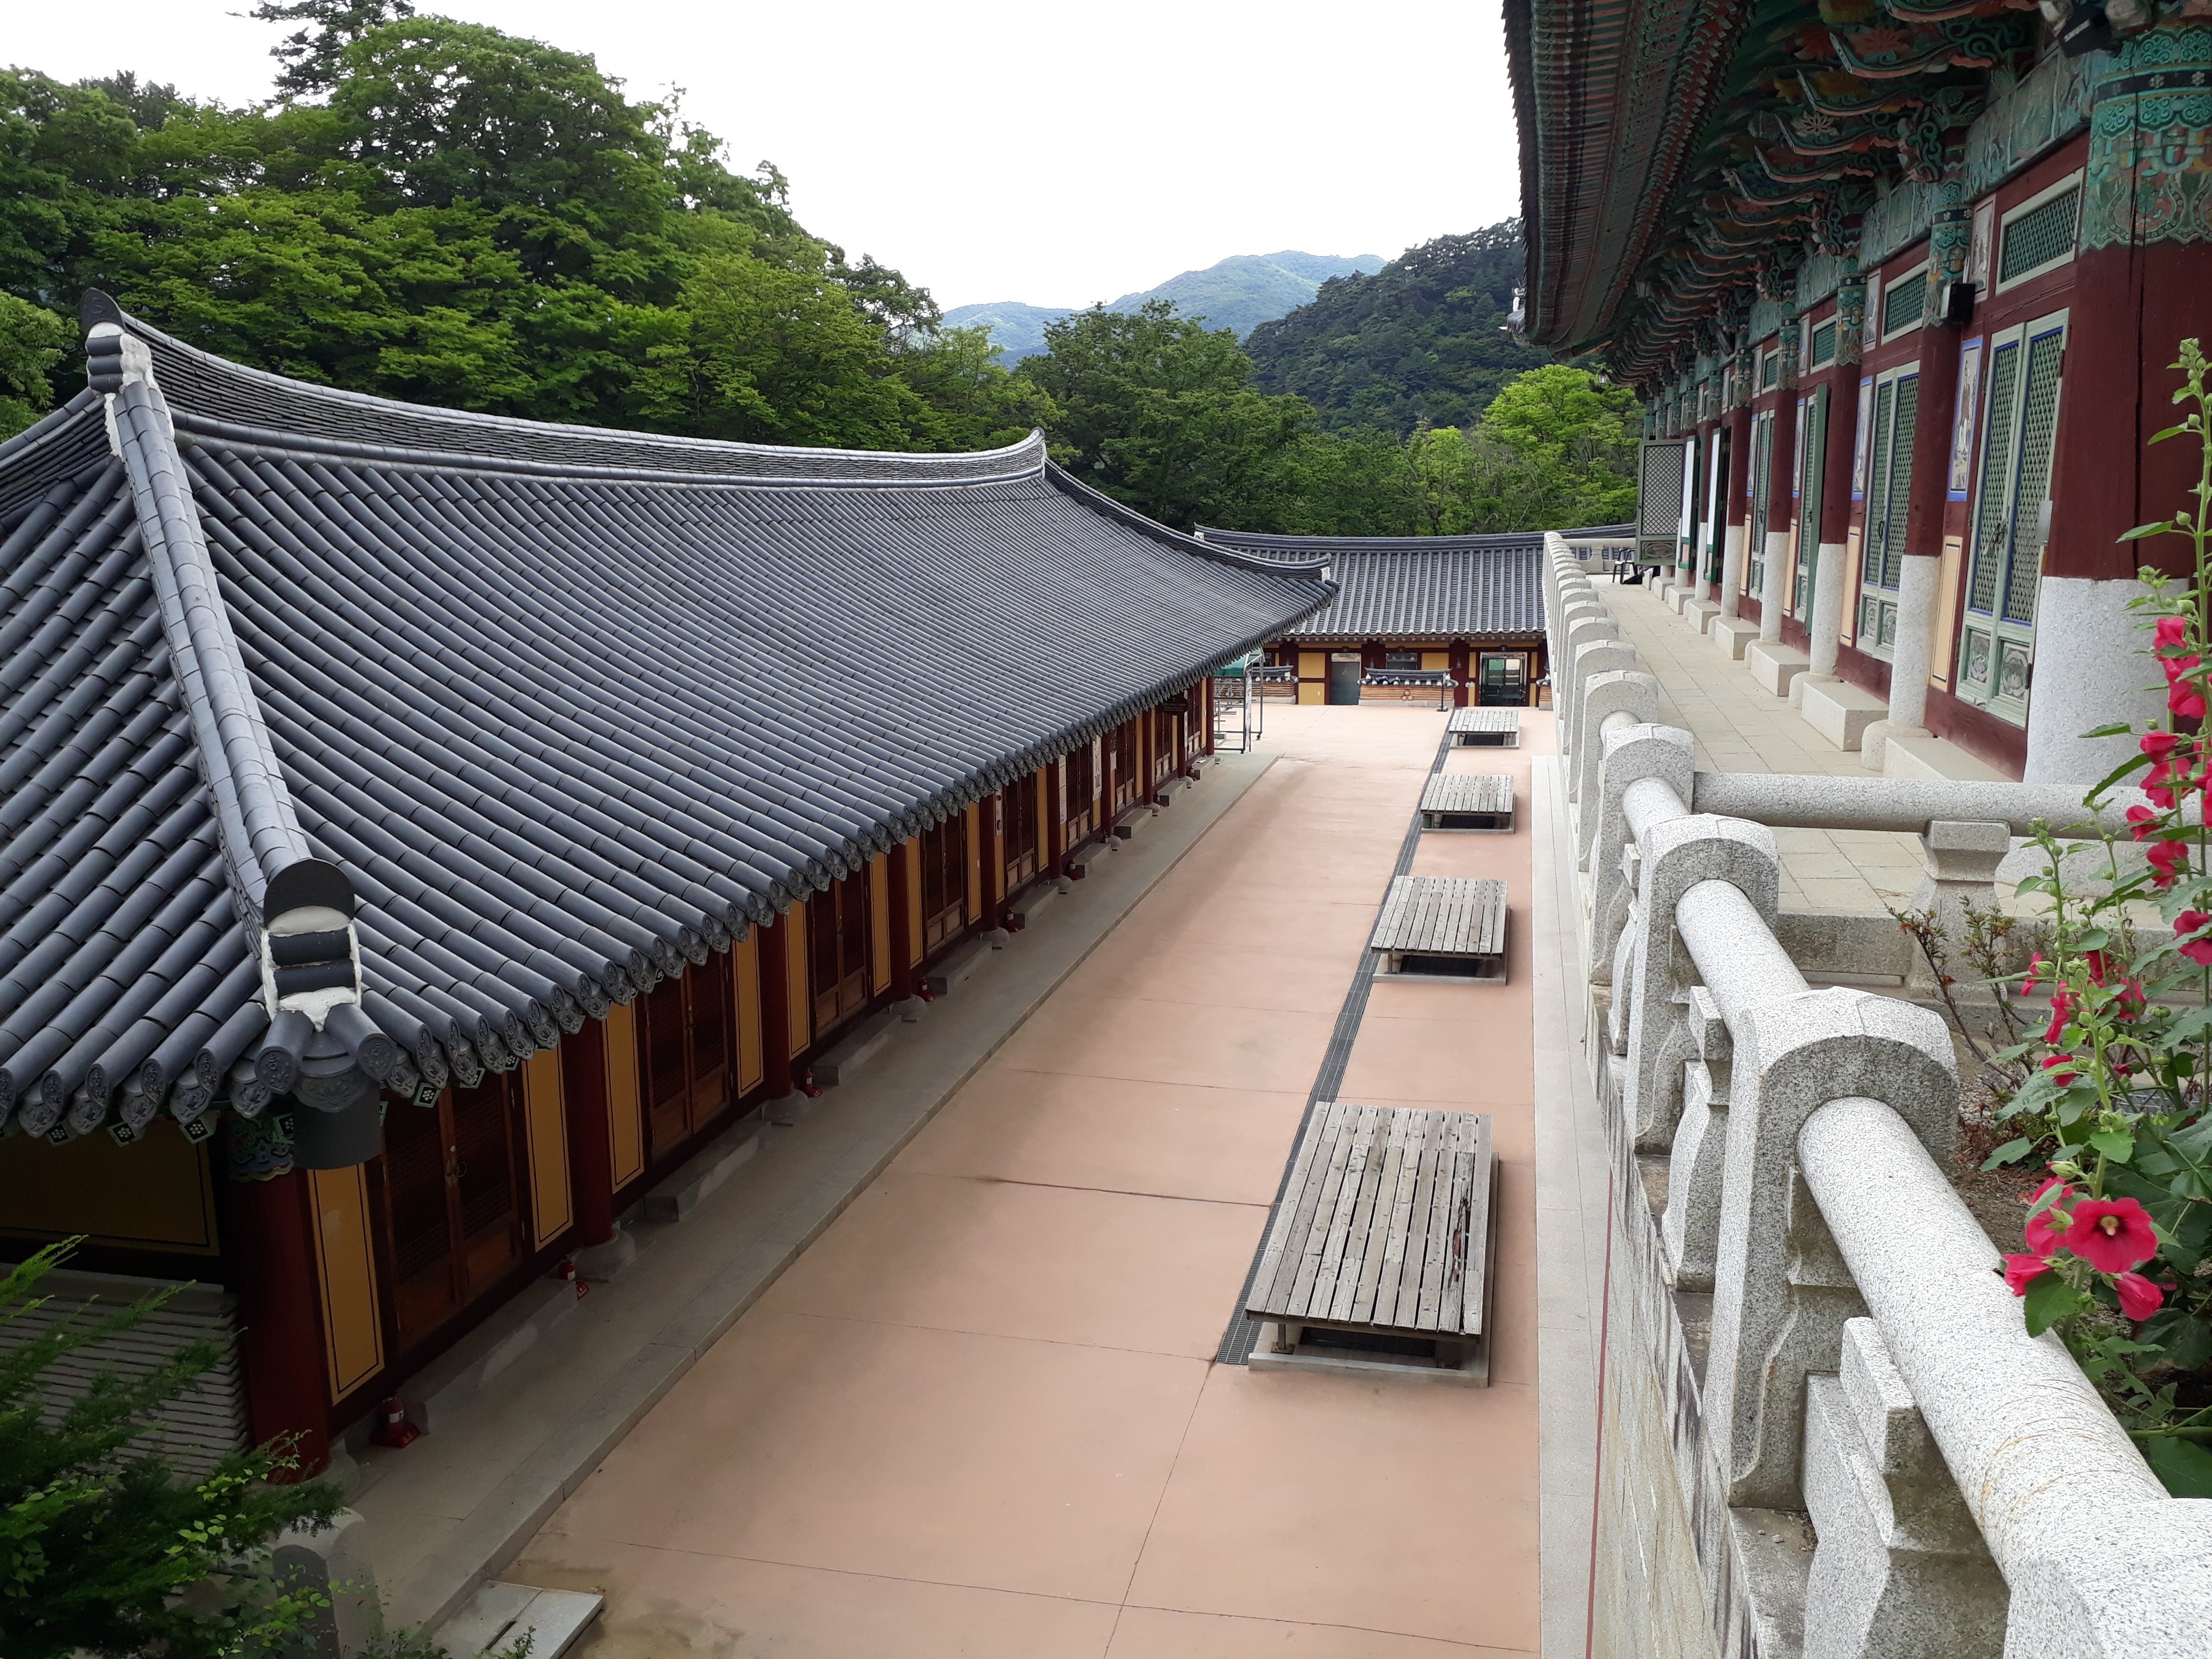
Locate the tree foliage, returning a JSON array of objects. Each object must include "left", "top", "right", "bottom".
[
  {"left": 1244, "top": 223, "right": 1553, "bottom": 436},
  {"left": 0, "top": 1242, "right": 341, "bottom": 1659}
]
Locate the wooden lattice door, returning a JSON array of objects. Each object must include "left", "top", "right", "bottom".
[{"left": 380, "top": 1074, "right": 526, "bottom": 1346}]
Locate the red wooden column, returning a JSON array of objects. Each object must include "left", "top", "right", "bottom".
[
  {"left": 560, "top": 1018, "right": 616, "bottom": 1249},
  {"left": 759, "top": 911, "right": 793, "bottom": 1100},
  {"left": 1045, "top": 758, "right": 1065, "bottom": 869},
  {"left": 220, "top": 1156, "right": 331, "bottom": 1477},
  {"left": 887, "top": 841, "right": 915, "bottom": 1002},
  {"left": 1878, "top": 278, "right": 1968, "bottom": 751},
  {"left": 1720, "top": 377, "right": 1753, "bottom": 615},
  {"left": 1806, "top": 293, "right": 1865, "bottom": 684},
  {"left": 1758, "top": 360, "right": 1799, "bottom": 642},
  {"left": 2036, "top": 22, "right": 2212, "bottom": 780},
  {"left": 1448, "top": 640, "right": 1470, "bottom": 708},
  {"left": 980, "top": 790, "right": 1003, "bottom": 926},
  {"left": 1200, "top": 679, "right": 1214, "bottom": 757}
]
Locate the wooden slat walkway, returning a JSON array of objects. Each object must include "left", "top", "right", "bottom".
[
  {"left": 1446, "top": 707, "right": 1520, "bottom": 745},
  {"left": 1369, "top": 876, "right": 1508, "bottom": 959},
  {"left": 1245, "top": 1103, "right": 1493, "bottom": 1337},
  {"left": 1419, "top": 774, "right": 1514, "bottom": 816}
]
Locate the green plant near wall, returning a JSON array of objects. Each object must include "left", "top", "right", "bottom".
[
  {"left": 1938, "top": 339, "right": 2212, "bottom": 1497},
  {"left": 0, "top": 1238, "right": 342, "bottom": 1658}
]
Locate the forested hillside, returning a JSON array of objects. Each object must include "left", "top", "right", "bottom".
[
  {"left": 0, "top": 1, "right": 1042, "bottom": 451},
  {"left": 1245, "top": 222, "right": 1552, "bottom": 436}
]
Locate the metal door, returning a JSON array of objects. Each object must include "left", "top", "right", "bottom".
[{"left": 1326, "top": 655, "right": 1362, "bottom": 705}]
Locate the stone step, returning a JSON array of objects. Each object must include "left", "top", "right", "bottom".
[
  {"left": 813, "top": 1006, "right": 901, "bottom": 1086},
  {"left": 435, "top": 1582, "right": 603, "bottom": 1659},
  {"left": 923, "top": 933, "right": 997, "bottom": 997},
  {"left": 1007, "top": 879, "right": 1070, "bottom": 929},
  {"left": 640, "top": 1114, "right": 764, "bottom": 1223}
]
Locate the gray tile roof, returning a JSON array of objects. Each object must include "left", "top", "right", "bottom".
[
  {"left": 0, "top": 297, "right": 1332, "bottom": 1142},
  {"left": 1195, "top": 527, "right": 1550, "bottom": 641}
]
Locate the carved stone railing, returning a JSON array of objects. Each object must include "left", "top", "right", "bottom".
[{"left": 1546, "top": 535, "right": 2212, "bottom": 1658}]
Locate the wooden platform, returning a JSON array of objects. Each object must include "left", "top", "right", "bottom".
[
  {"left": 1245, "top": 1103, "right": 1498, "bottom": 1385},
  {"left": 1446, "top": 707, "right": 1520, "bottom": 747},
  {"left": 1369, "top": 876, "right": 1509, "bottom": 981},
  {"left": 1418, "top": 773, "right": 1514, "bottom": 832}
]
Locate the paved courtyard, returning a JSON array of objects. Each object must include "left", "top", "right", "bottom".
[
  {"left": 1603, "top": 580, "right": 1924, "bottom": 915},
  {"left": 506, "top": 704, "right": 1547, "bottom": 1656}
]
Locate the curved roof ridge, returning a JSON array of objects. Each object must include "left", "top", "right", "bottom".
[
  {"left": 88, "top": 293, "right": 1049, "bottom": 486},
  {"left": 1045, "top": 467, "right": 1334, "bottom": 579},
  {"left": 1197, "top": 522, "right": 1634, "bottom": 553}
]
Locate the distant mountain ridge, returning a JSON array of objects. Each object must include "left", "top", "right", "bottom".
[{"left": 946, "top": 250, "right": 1386, "bottom": 363}]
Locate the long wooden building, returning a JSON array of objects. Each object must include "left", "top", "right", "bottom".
[
  {"left": 1509, "top": 1, "right": 2209, "bottom": 781},
  {"left": 0, "top": 295, "right": 1332, "bottom": 1471},
  {"left": 1195, "top": 527, "right": 1574, "bottom": 707}
]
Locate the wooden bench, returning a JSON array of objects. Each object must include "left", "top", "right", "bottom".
[
  {"left": 1369, "top": 875, "right": 1508, "bottom": 982},
  {"left": 1245, "top": 1102, "right": 1498, "bottom": 1385},
  {"left": 1418, "top": 773, "right": 1514, "bottom": 832},
  {"left": 1447, "top": 707, "right": 1520, "bottom": 748}
]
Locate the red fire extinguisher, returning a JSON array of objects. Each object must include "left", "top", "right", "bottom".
[{"left": 371, "top": 1398, "right": 421, "bottom": 1449}]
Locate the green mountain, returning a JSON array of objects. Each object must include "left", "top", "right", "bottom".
[
  {"left": 1243, "top": 222, "right": 1553, "bottom": 437},
  {"left": 945, "top": 250, "right": 1385, "bottom": 363}
]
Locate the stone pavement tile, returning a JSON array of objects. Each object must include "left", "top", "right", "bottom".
[
  {"left": 1066, "top": 938, "right": 1351, "bottom": 1015},
  {"left": 1792, "top": 876, "right": 1893, "bottom": 914},
  {"left": 1338, "top": 1012, "right": 1535, "bottom": 1112},
  {"left": 892, "top": 1068, "right": 1307, "bottom": 1207},
  {"left": 751, "top": 1171, "right": 1265, "bottom": 1359},
  {"left": 990, "top": 994, "right": 1328, "bottom": 1094},
  {"left": 541, "top": 1312, "right": 1205, "bottom": 1604},
  {"left": 1105, "top": 1605, "right": 1507, "bottom": 1656},
  {"left": 509, "top": 1537, "right": 1120, "bottom": 1658},
  {"left": 1122, "top": 1366, "right": 1540, "bottom": 1650}
]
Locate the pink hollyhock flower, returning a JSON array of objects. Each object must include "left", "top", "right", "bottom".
[
  {"left": 2157, "top": 616, "right": 2190, "bottom": 650},
  {"left": 2065, "top": 1197, "right": 2159, "bottom": 1273},
  {"left": 2116, "top": 1271, "right": 2165, "bottom": 1321},
  {"left": 2023, "top": 950, "right": 2047, "bottom": 995},
  {"left": 2149, "top": 840, "right": 2191, "bottom": 887},
  {"left": 2179, "top": 910, "right": 2212, "bottom": 966},
  {"left": 2127, "top": 804, "right": 2161, "bottom": 841},
  {"left": 2171, "top": 679, "right": 2206, "bottom": 720},
  {"left": 2004, "top": 1253, "right": 2052, "bottom": 1295},
  {"left": 2042, "top": 987, "right": 2074, "bottom": 1044},
  {"left": 2042, "top": 1052, "right": 2079, "bottom": 1085},
  {"left": 2024, "top": 1176, "right": 2073, "bottom": 1257},
  {"left": 2144, "top": 729, "right": 2182, "bottom": 762}
]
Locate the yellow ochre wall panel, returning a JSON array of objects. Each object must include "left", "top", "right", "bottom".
[
  {"left": 734, "top": 930, "right": 764, "bottom": 1093},
  {"left": 905, "top": 840, "right": 924, "bottom": 967},
  {"left": 602, "top": 1000, "right": 645, "bottom": 1190},
  {"left": 785, "top": 900, "right": 811, "bottom": 1057},
  {"left": 964, "top": 803, "right": 983, "bottom": 922},
  {"left": 522, "top": 1047, "right": 571, "bottom": 1249},
  {"left": 308, "top": 1164, "right": 384, "bottom": 1403},
  {"left": 1420, "top": 651, "right": 1449, "bottom": 672},
  {"left": 0, "top": 1122, "right": 219, "bottom": 1253},
  {"left": 869, "top": 854, "right": 892, "bottom": 992}
]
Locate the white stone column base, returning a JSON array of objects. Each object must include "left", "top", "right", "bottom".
[{"left": 2024, "top": 574, "right": 2162, "bottom": 786}]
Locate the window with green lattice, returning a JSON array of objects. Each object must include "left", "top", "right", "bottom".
[
  {"left": 1810, "top": 320, "right": 1836, "bottom": 368},
  {"left": 1956, "top": 312, "right": 2066, "bottom": 721},
  {"left": 1748, "top": 410, "right": 1774, "bottom": 596},
  {"left": 1761, "top": 350, "right": 1780, "bottom": 391},
  {"left": 1998, "top": 182, "right": 2080, "bottom": 289},
  {"left": 1857, "top": 367, "right": 1918, "bottom": 659},
  {"left": 1884, "top": 270, "right": 1927, "bottom": 338},
  {"left": 1795, "top": 388, "right": 1828, "bottom": 615}
]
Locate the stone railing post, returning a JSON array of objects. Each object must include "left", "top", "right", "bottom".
[
  {"left": 1661, "top": 982, "right": 1732, "bottom": 1291},
  {"left": 1700, "top": 989, "right": 1957, "bottom": 1512},
  {"left": 1572, "top": 672, "right": 1663, "bottom": 835},
  {"left": 1900, "top": 820, "right": 2011, "bottom": 990},
  {"left": 1619, "top": 812, "right": 1780, "bottom": 1150},
  {"left": 1589, "top": 726, "right": 1698, "bottom": 986},
  {"left": 1802, "top": 1318, "right": 2007, "bottom": 1659}
]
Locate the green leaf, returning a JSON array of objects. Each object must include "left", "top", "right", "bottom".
[
  {"left": 2122, "top": 519, "right": 2183, "bottom": 541},
  {"left": 2081, "top": 722, "right": 2139, "bottom": 738},
  {"left": 1982, "top": 1137, "right": 2034, "bottom": 1170},
  {"left": 2151, "top": 423, "right": 2195, "bottom": 445},
  {"left": 2024, "top": 1269, "right": 2086, "bottom": 1336},
  {"left": 2091, "top": 1128, "right": 2136, "bottom": 1163},
  {"left": 2143, "top": 1434, "right": 2212, "bottom": 1497},
  {"left": 2088, "top": 750, "right": 2155, "bottom": 799},
  {"left": 2079, "top": 928, "right": 2113, "bottom": 950},
  {"left": 2146, "top": 1311, "right": 2212, "bottom": 1371}
]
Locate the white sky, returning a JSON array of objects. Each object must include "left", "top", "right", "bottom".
[{"left": 6, "top": 0, "right": 1521, "bottom": 311}]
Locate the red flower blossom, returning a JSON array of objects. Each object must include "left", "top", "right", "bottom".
[
  {"left": 2171, "top": 679, "right": 2206, "bottom": 721},
  {"left": 2023, "top": 950, "right": 2047, "bottom": 995},
  {"left": 2149, "top": 840, "right": 2191, "bottom": 887},
  {"left": 2042, "top": 1052, "right": 2079, "bottom": 1085},
  {"left": 2157, "top": 616, "right": 2190, "bottom": 651},
  {"left": 2024, "top": 1177, "right": 2073, "bottom": 1257},
  {"left": 2116, "top": 1271, "right": 2165, "bottom": 1321},
  {"left": 2127, "top": 804, "right": 2161, "bottom": 842},
  {"left": 2179, "top": 910, "right": 2212, "bottom": 967},
  {"left": 2043, "top": 987, "right": 2075, "bottom": 1044},
  {"left": 2004, "top": 1253, "right": 2052, "bottom": 1295},
  {"left": 2065, "top": 1197, "right": 2159, "bottom": 1273},
  {"left": 2144, "top": 729, "right": 2182, "bottom": 762}
]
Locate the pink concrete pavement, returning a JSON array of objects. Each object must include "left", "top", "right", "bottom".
[{"left": 511, "top": 703, "right": 1549, "bottom": 1657}]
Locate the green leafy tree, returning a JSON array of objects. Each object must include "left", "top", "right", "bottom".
[
  {"left": 1462, "top": 363, "right": 1639, "bottom": 529},
  {"left": 1018, "top": 300, "right": 1315, "bottom": 530},
  {"left": 251, "top": 0, "right": 417, "bottom": 98},
  {"left": 0, "top": 293, "right": 71, "bottom": 437},
  {"left": 0, "top": 1241, "right": 341, "bottom": 1658}
]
